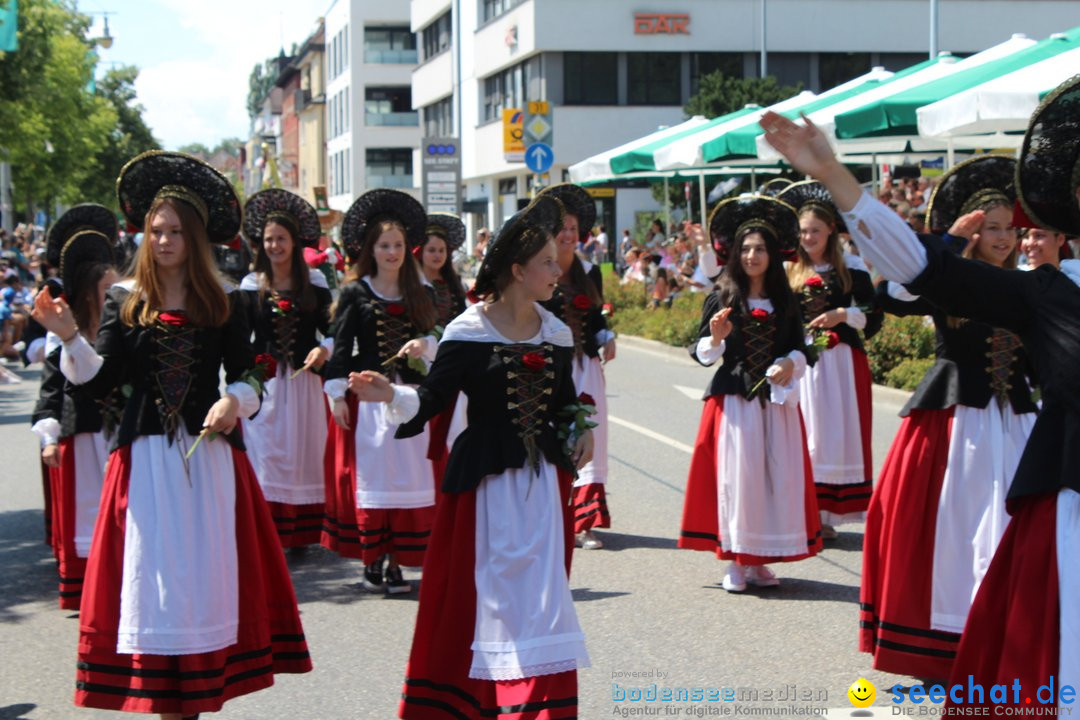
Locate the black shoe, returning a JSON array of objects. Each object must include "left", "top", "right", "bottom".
[
  {"left": 384, "top": 564, "right": 411, "bottom": 594},
  {"left": 361, "top": 556, "right": 385, "bottom": 592}
]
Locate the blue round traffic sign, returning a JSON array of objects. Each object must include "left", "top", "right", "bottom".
[{"left": 524, "top": 142, "right": 554, "bottom": 173}]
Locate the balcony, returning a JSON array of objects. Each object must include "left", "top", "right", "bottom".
[
  {"left": 364, "top": 48, "right": 419, "bottom": 64},
  {"left": 365, "top": 174, "right": 414, "bottom": 189},
  {"left": 365, "top": 111, "right": 420, "bottom": 127}
]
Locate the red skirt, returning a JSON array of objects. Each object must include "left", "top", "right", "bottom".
[
  {"left": 321, "top": 394, "right": 435, "bottom": 563},
  {"left": 572, "top": 483, "right": 611, "bottom": 533},
  {"left": 859, "top": 408, "right": 961, "bottom": 680},
  {"left": 677, "top": 396, "right": 822, "bottom": 565},
  {"left": 946, "top": 492, "right": 1059, "bottom": 710},
  {"left": 267, "top": 501, "right": 325, "bottom": 548},
  {"left": 399, "top": 468, "right": 578, "bottom": 719},
  {"left": 75, "top": 444, "right": 312, "bottom": 715},
  {"left": 815, "top": 348, "right": 873, "bottom": 518},
  {"left": 53, "top": 437, "right": 88, "bottom": 609}
]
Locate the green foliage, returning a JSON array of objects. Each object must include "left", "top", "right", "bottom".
[
  {"left": 82, "top": 65, "right": 160, "bottom": 210},
  {"left": 607, "top": 278, "right": 703, "bottom": 348},
  {"left": 865, "top": 315, "right": 936, "bottom": 384},
  {"left": 178, "top": 142, "right": 211, "bottom": 156},
  {"left": 0, "top": 0, "right": 117, "bottom": 214},
  {"left": 685, "top": 72, "right": 803, "bottom": 120},
  {"left": 247, "top": 56, "right": 282, "bottom": 121},
  {"left": 885, "top": 357, "right": 935, "bottom": 392}
]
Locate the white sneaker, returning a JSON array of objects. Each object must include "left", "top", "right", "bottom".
[
  {"left": 722, "top": 563, "right": 747, "bottom": 593},
  {"left": 746, "top": 565, "right": 780, "bottom": 587},
  {"left": 577, "top": 531, "right": 604, "bottom": 550}
]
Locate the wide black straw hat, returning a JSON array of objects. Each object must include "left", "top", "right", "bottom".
[
  {"left": 538, "top": 183, "right": 595, "bottom": 241},
  {"left": 46, "top": 204, "right": 117, "bottom": 292},
  {"left": 116, "top": 150, "right": 241, "bottom": 243},
  {"left": 473, "top": 195, "right": 564, "bottom": 297},
  {"left": 243, "top": 189, "right": 322, "bottom": 248},
  {"left": 426, "top": 213, "right": 467, "bottom": 252},
  {"left": 927, "top": 155, "right": 1016, "bottom": 235},
  {"left": 778, "top": 180, "right": 847, "bottom": 233},
  {"left": 341, "top": 189, "right": 427, "bottom": 260},
  {"left": 707, "top": 195, "right": 799, "bottom": 265},
  {"left": 1016, "top": 74, "right": 1080, "bottom": 236}
]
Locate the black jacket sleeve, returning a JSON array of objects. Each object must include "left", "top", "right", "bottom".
[
  {"left": 395, "top": 340, "right": 471, "bottom": 438},
  {"left": 31, "top": 346, "right": 64, "bottom": 427}
]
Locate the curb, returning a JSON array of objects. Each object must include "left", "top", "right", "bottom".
[{"left": 617, "top": 333, "right": 914, "bottom": 402}]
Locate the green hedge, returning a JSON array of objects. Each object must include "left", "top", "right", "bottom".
[{"left": 606, "top": 274, "right": 937, "bottom": 392}]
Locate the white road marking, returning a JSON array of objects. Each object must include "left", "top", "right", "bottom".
[
  {"left": 673, "top": 384, "right": 701, "bottom": 400},
  {"left": 609, "top": 415, "right": 694, "bottom": 454}
]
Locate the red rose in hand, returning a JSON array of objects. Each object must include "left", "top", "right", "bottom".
[
  {"left": 579, "top": 393, "right": 596, "bottom": 406},
  {"left": 385, "top": 302, "right": 406, "bottom": 316},
  {"left": 749, "top": 308, "right": 771, "bottom": 323},
  {"left": 158, "top": 311, "right": 188, "bottom": 327},
  {"left": 521, "top": 352, "right": 546, "bottom": 371},
  {"left": 826, "top": 330, "right": 840, "bottom": 350},
  {"left": 602, "top": 303, "right": 614, "bottom": 317},
  {"left": 804, "top": 276, "right": 824, "bottom": 289},
  {"left": 466, "top": 287, "right": 481, "bottom": 304},
  {"left": 277, "top": 299, "right": 293, "bottom": 313},
  {"left": 255, "top": 353, "right": 278, "bottom": 379},
  {"left": 572, "top": 294, "right": 592, "bottom": 311}
]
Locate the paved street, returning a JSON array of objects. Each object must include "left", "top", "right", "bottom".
[{"left": 0, "top": 337, "right": 915, "bottom": 719}]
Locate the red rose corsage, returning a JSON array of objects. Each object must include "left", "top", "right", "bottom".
[
  {"left": 749, "top": 308, "right": 771, "bottom": 323},
  {"left": 385, "top": 302, "right": 406, "bottom": 316},
  {"left": 804, "top": 276, "right": 824, "bottom": 289},
  {"left": 521, "top": 352, "right": 547, "bottom": 371},
  {"left": 272, "top": 298, "right": 293, "bottom": 316},
  {"left": 572, "top": 294, "right": 592, "bottom": 311},
  {"left": 158, "top": 311, "right": 188, "bottom": 327}
]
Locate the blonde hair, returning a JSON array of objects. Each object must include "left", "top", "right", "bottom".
[
  {"left": 121, "top": 197, "right": 230, "bottom": 328},
  {"left": 787, "top": 206, "right": 852, "bottom": 294}
]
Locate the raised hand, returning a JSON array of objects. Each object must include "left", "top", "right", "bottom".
[
  {"left": 759, "top": 112, "right": 839, "bottom": 178},
  {"left": 31, "top": 289, "right": 78, "bottom": 341},
  {"left": 709, "top": 307, "right": 734, "bottom": 346}
]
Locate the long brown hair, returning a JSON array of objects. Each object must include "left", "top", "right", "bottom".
[
  {"left": 339, "top": 219, "right": 436, "bottom": 332},
  {"left": 421, "top": 231, "right": 466, "bottom": 305},
  {"left": 561, "top": 254, "right": 602, "bottom": 305},
  {"left": 252, "top": 221, "right": 315, "bottom": 312},
  {"left": 121, "top": 197, "right": 230, "bottom": 328},
  {"left": 787, "top": 206, "right": 852, "bottom": 294},
  {"left": 70, "top": 262, "right": 114, "bottom": 337}
]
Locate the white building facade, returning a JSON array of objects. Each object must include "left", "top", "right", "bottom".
[
  {"left": 410, "top": 0, "right": 1079, "bottom": 243},
  {"left": 325, "top": 0, "right": 422, "bottom": 212}
]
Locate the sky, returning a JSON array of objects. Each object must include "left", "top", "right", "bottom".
[{"left": 81, "top": 0, "right": 328, "bottom": 150}]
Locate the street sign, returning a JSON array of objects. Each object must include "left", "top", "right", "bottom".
[
  {"left": 523, "top": 100, "right": 553, "bottom": 148},
  {"left": 524, "top": 142, "right": 554, "bottom": 174},
  {"left": 421, "top": 138, "right": 462, "bottom": 213},
  {"left": 503, "top": 109, "right": 524, "bottom": 162}
]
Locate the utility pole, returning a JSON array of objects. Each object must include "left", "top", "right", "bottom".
[
  {"left": 929, "top": 0, "right": 939, "bottom": 58},
  {"left": 760, "top": 0, "right": 768, "bottom": 77}
]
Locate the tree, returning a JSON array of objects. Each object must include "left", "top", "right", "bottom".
[
  {"left": 81, "top": 65, "right": 160, "bottom": 210},
  {"left": 177, "top": 142, "right": 211, "bottom": 157},
  {"left": 246, "top": 56, "right": 281, "bottom": 121},
  {"left": 685, "top": 72, "right": 803, "bottom": 120},
  {"left": 0, "top": 0, "right": 116, "bottom": 220}
]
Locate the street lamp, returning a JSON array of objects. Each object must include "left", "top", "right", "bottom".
[{"left": 88, "top": 12, "right": 115, "bottom": 49}]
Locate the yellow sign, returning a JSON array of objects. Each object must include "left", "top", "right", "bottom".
[
  {"left": 586, "top": 187, "right": 615, "bottom": 198},
  {"left": 503, "top": 108, "right": 524, "bottom": 158},
  {"left": 527, "top": 100, "right": 549, "bottom": 115}
]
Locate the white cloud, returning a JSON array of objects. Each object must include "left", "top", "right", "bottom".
[{"left": 135, "top": 0, "right": 325, "bottom": 149}]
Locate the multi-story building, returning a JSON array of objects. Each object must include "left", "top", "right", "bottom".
[
  {"left": 410, "top": 0, "right": 1080, "bottom": 241},
  {"left": 325, "top": 0, "right": 421, "bottom": 212},
  {"left": 296, "top": 22, "right": 328, "bottom": 206},
  {"left": 275, "top": 62, "right": 303, "bottom": 193}
]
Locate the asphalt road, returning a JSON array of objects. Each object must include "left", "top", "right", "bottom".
[{"left": 0, "top": 337, "right": 915, "bottom": 719}]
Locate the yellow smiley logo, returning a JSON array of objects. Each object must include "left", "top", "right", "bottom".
[{"left": 847, "top": 678, "right": 876, "bottom": 708}]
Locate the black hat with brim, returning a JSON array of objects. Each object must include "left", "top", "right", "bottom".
[
  {"left": 473, "top": 195, "right": 564, "bottom": 297},
  {"left": 538, "top": 183, "right": 595, "bottom": 241},
  {"left": 426, "top": 213, "right": 467, "bottom": 252},
  {"left": 116, "top": 151, "right": 242, "bottom": 244},
  {"left": 707, "top": 195, "right": 799, "bottom": 265},
  {"left": 927, "top": 155, "right": 1017, "bottom": 235},
  {"left": 47, "top": 204, "right": 117, "bottom": 293},
  {"left": 243, "top": 188, "right": 322, "bottom": 248},
  {"left": 342, "top": 189, "right": 427, "bottom": 260},
  {"left": 778, "top": 180, "right": 847, "bottom": 233},
  {"left": 1016, "top": 74, "right": 1080, "bottom": 236}
]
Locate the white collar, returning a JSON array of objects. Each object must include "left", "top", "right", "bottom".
[
  {"left": 442, "top": 303, "right": 573, "bottom": 347},
  {"left": 240, "top": 268, "right": 328, "bottom": 291},
  {"left": 1059, "top": 259, "right": 1080, "bottom": 289}
]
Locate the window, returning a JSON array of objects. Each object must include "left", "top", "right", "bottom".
[
  {"left": 366, "top": 148, "right": 413, "bottom": 189},
  {"left": 423, "top": 96, "right": 454, "bottom": 137},
  {"left": 691, "top": 52, "right": 743, "bottom": 94},
  {"left": 819, "top": 52, "right": 871, "bottom": 90},
  {"left": 482, "top": 60, "right": 532, "bottom": 123},
  {"left": 769, "top": 52, "right": 811, "bottom": 90},
  {"left": 480, "top": 0, "right": 522, "bottom": 24},
  {"left": 366, "top": 87, "right": 418, "bottom": 126},
  {"left": 564, "top": 52, "right": 617, "bottom": 105},
  {"left": 628, "top": 53, "right": 681, "bottom": 106},
  {"left": 878, "top": 52, "right": 926, "bottom": 72},
  {"left": 365, "top": 26, "right": 417, "bottom": 64},
  {"left": 421, "top": 11, "right": 452, "bottom": 61}
]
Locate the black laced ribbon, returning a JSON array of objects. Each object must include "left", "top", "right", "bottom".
[
  {"left": 497, "top": 343, "right": 555, "bottom": 474},
  {"left": 987, "top": 328, "right": 1022, "bottom": 409},
  {"left": 743, "top": 316, "right": 777, "bottom": 405},
  {"left": 152, "top": 321, "right": 198, "bottom": 442}
]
